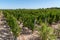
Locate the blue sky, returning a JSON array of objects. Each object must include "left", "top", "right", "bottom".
[{"left": 0, "top": 0, "right": 60, "bottom": 9}]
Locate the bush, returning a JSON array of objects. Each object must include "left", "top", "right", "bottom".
[
  {"left": 4, "top": 12, "right": 21, "bottom": 40},
  {"left": 38, "top": 23, "right": 56, "bottom": 40}
]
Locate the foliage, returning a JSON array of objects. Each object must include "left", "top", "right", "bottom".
[
  {"left": 3, "top": 8, "right": 60, "bottom": 25},
  {"left": 38, "top": 23, "right": 56, "bottom": 40},
  {"left": 3, "top": 12, "right": 21, "bottom": 38},
  {"left": 2, "top": 8, "right": 60, "bottom": 40}
]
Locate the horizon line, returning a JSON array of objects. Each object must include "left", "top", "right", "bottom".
[{"left": 0, "top": 7, "right": 60, "bottom": 9}]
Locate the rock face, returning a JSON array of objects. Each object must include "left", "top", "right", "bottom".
[{"left": 0, "top": 12, "right": 13, "bottom": 40}]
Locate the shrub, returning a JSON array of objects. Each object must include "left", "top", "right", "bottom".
[{"left": 38, "top": 23, "right": 56, "bottom": 40}]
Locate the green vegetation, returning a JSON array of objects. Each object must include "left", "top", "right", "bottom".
[
  {"left": 3, "top": 8, "right": 60, "bottom": 24},
  {"left": 2, "top": 8, "right": 60, "bottom": 40},
  {"left": 38, "top": 23, "right": 56, "bottom": 40},
  {"left": 3, "top": 12, "right": 21, "bottom": 40}
]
